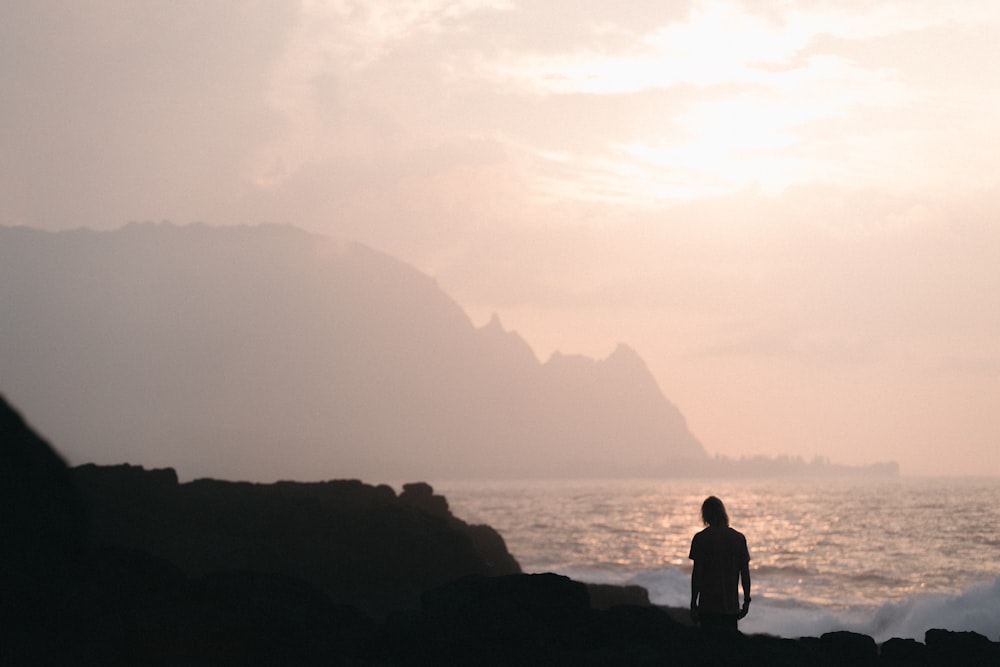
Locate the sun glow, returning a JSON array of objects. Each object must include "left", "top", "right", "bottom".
[
  {"left": 491, "top": 2, "right": 815, "bottom": 94},
  {"left": 488, "top": 1, "right": 916, "bottom": 202},
  {"left": 613, "top": 68, "right": 880, "bottom": 199}
]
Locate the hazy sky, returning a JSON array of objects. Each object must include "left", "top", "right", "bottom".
[{"left": 3, "top": 1, "right": 998, "bottom": 475}]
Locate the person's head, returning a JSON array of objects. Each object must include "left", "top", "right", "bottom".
[{"left": 701, "top": 496, "right": 729, "bottom": 527}]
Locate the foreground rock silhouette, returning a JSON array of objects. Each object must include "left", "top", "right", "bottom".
[
  {"left": 71, "top": 464, "right": 519, "bottom": 618},
  {"left": 2, "top": 394, "right": 996, "bottom": 665}
]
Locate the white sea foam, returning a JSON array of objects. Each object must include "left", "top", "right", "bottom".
[
  {"left": 625, "top": 567, "right": 1000, "bottom": 642},
  {"left": 863, "top": 577, "right": 1000, "bottom": 641}
]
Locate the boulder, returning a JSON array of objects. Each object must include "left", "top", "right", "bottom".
[
  {"left": 880, "top": 636, "right": 928, "bottom": 665},
  {"left": 925, "top": 628, "right": 999, "bottom": 665},
  {"left": 586, "top": 582, "right": 651, "bottom": 609},
  {"left": 818, "top": 630, "right": 879, "bottom": 665}
]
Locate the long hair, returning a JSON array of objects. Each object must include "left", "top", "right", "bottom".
[{"left": 701, "top": 496, "right": 729, "bottom": 527}]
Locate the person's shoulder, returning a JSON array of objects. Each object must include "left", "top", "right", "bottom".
[
  {"left": 692, "top": 526, "right": 712, "bottom": 541},
  {"left": 727, "top": 526, "right": 748, "bottom": 540}
]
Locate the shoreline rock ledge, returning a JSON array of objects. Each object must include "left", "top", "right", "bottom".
[
  {"left": 70, "top": 463, "right": 521, "bottom": 618},
  {"left": 3, "top": 393, "right": 998, "bottom": 665}
]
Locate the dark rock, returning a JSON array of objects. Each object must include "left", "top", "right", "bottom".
[
  {"left": 589, "top": 603, "right": 685, "bottom": 650},
  {"left": 743, "top": 633, "right": 818, "bottom": 667},
  {"left": 586, "top": 582, "right": 651, "bottom": 609},
  {"left": 421, "top": 573, "right": 592, "bottom": 647},
  {"left": 459, "top": 522, "right": 521, "bottom": 575},
  {"left": 180, "top": 570, "right": 375, "bottom": 666},
  {"left": 0, "top": 394, "right": 89, "bottom": 663},
  {"left": 71, "top": 465, "right": 521, "bottom": 617},
  {"left": 925, "top": 628, "right": 999, "bottom": 665},
  {"left": 400, "top": 481, "right": 450, "bottom": 518},
  {"left": 818, "top": 630, "right": 878, "bottom": 664},
  {"left": 0, "top": 394, "right": 89, "bottom": 592},
  {"left": 401, "top": 573, "right": 595, "bottom": 666},
  {"left": 422, "top": 572, "right": 590, "bottom": 617},
  {"left": 90, "top": 545, "right": 188, "bottom": 604},
  {"left": 58, "top": 546, "right": 191, "bottom": 665},
  {"left": 880, "top": 636, "right": 928, "bottom": 665}
]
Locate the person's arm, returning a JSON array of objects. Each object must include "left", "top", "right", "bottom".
[
  {"left": 690, "top": 560, "right": 702, "bottom": 622},
  {"left": 738, "top": 561, "right": 751, "bottom": 619}
]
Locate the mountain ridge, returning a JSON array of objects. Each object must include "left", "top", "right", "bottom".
[{"left": 0, "top": 222, "right": 706, "bottom": 481}]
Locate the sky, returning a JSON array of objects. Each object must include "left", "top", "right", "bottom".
[{"left": 2, "top": 0, "right": 998, "bottom": 476}]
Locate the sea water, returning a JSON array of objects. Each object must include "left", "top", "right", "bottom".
[{"left": 436, "top": 477, "right": 1000, "bottom": 642}]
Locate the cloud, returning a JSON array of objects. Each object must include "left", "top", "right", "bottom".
[
  {"left": 459, "top": 1, "right": 1000, "bottom": 200},
  {"left": 6, "top": 0, "right": 1000, "bottom": 230}
]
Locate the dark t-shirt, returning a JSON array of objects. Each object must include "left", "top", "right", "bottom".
[{"left": 689, "top": 526, "right": 750, "bottom": 615}]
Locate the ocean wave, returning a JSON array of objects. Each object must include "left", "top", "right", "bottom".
[
  {"left": 864, "top": 577, "right": 1000, "bottom": 641},
  {"left": 728, "top": 575, "right": 1000, "bottom": 642},
  {"left": 844, "top": 570, "right": 910, "bottom": 590},
  {"left": 571, "top": 567, "right": 1000, "bottom": 642},
  {"left": 736, "top": 579, "right": 1000, "bottom": 642}
]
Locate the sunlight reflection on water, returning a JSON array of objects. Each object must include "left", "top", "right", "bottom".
[{"left": 436, "top": 477, "right": 1000, "bottom": 611}]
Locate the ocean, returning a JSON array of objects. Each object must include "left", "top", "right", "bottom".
[{"left": 436, "top": 477, "right": 1000, "bottom": 642}]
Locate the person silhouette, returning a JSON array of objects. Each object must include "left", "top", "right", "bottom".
[{"left": 689, "top": 496, "right": 751, "bottom": 629}]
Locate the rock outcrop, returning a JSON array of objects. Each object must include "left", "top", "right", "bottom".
[
  {"left": 71, "top": 463, "right": 520, "bottom": 617},
  {"left": 1, "top": 395, "right": 89, "bottom": 663}
]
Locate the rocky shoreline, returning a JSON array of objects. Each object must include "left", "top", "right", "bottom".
[{"left": 3, "top": 394, "right": 997, "bottom": 665}]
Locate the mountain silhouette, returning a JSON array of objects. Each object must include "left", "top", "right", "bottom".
[{"left": 0, "top": 222, "right": 706, "bottom": 480}]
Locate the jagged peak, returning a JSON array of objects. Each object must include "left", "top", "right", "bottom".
[
  {"left": 484, "top": 312, "right": 504, "bottom": 330},
  {"left": 545, "top": 343, "right": 643, "bottom": 369},
  {"left": 605, "top": 343, "right": 648, "bottom": 369},
  {"left": 478, "top": 313, "right": 539, "bottom": 366}
]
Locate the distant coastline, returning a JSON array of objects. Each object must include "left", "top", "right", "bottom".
[
  {"left": 662, "top": 454, "right": 900, "bottom": 479},
  {"left": 452, "top": 454, "right": 901, "bottom": 480}
]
